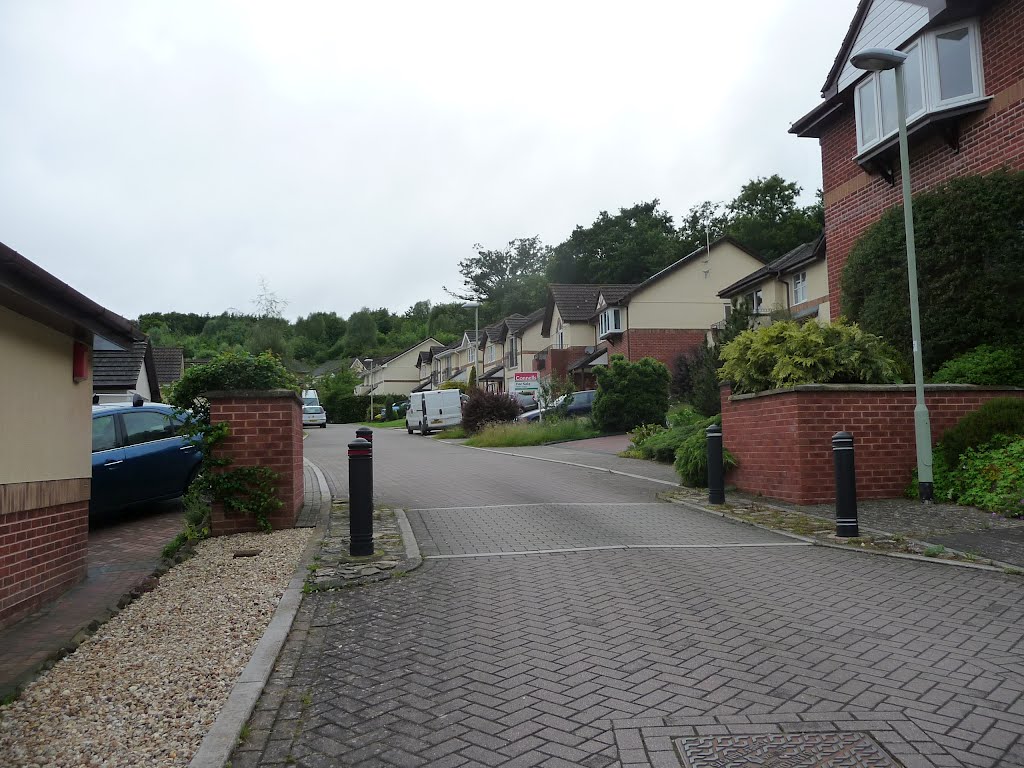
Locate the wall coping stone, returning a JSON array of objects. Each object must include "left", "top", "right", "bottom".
[
  {"left": 203, "top": 389, "right": 301, "bottom": 403},
  {"left": 727, "top": 383, "right": 1024, "bottom": 402}
]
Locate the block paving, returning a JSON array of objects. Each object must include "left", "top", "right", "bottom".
[{"left": 232, "top": 499, "right": 1024, "bottom": 768}]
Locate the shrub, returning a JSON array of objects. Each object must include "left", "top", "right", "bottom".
[
  {"left": 462, "top": 388, "right": 520, "bottom": 434},
  {"left": 939, "top": 397, "right": 1024, "bottom": 466},
  {"left": 842, "top": 170, "right": 1024, "bottom": 373},
  {"left": 634, "top": 425, "right": 690, "bottom": 463},
  {"left": 674, "top": 415, "right": 737, "bottom": 487},
  {"left": 947, "top": 436, "right": 1024, "bottom": 517},
  {"left": 593, "top": 355, "right": 670, "bottom": 432},
  {"left": 931, "top": 345, "right": 1024, "bottom": 388},
  {"left": 667, "top": 403, "right": 703, "bottom": 428},
  {"left": 322, "top": 395, "right": 370, "bottom": 423},
  {"left": 440, "top": 381, "right": 468, "bottom": 393},
  {"left": 630, "top": 423, "right": 666, "bottom": 447},
  {"left": 465, "top": 419, "right": 600, "bottom": 447},
  {"left": 719, "top": 319, "right": 902, "bottom": 394},
  {"left": 168, "top": 350, "right": 299, "bottom": 416}
]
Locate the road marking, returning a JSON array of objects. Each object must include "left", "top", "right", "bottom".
[
  {"left": 459, "top": 445, "right": 680, "bottom": 486},
  {"left": 424, "top": 542, "right": 811, "bottom": 559},
  {"left": 409, "top": 502, "right": 659, "bottom": 511}
]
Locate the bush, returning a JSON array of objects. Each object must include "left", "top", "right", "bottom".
[
  {"left": 719, "top": 319, "right": 902, "bottom": 394},
  {"left": 465, "top": 419, "right": 600, "bottom": 447},
  {"left": 634, "top": 425, "right": 690, "bottom": 463},
  {"left": 932, "top": 345, "right": 1024, "bottom": 388},
  {"left": 674, "top": 415, "right": 737, "bottom": 487},
  {"left": 322, "top": 395, "right": 370, "bottom": 423},
  {"left": 593, "top": 355, "right": 670, "bottom": 432},
  {"left": 842, "top": 170, "right": 1024, "bottom": 373},
  {"left": 947, "top": 436, "right": 1024, "bottom": 517},
  {"left": 667, "top": 403, "right": 704, "bottom": 428},
  {"left": 440, "top": 381, "right": 468, "bottom": 394},
  {"left": 168, "top": 351, "right": 298, "bottom": 415},
  {"left": 462, "top": 388, "right": 520, "bottom": 434},
  {"left": 939, "top": 397, "right": 1024, "bottom": 466}
]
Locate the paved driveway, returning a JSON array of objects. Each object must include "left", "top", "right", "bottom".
[{"left": 232, "top": 426, "right": 1024, "bottom": 768}]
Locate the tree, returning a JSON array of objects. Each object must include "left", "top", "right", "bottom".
[
  {"left": 725, "top": 176, "right": 823, "bottom": 260},
  {"left": 674, "top": 299, "right": 753, "bottom": 416},
  {"left": 245, "top": 319, "right": 288, "bottom": 358},
  {"left": 843, "top": 171, "right": 1024, "bottom": 372},
  {"left": 677, "top": 201, "right": 729, "bottom": 255},
  {"left": 448, "top": 237, "right": 551, "bottom": 318},
  {"left": 427, "top": 302, "right": 468, "bottom": 341},
  {"left": 253, "top": 277, "right": 288, "bottom": 318},
  {"left": 344, "top": 309, "right": 379, "bottom": 356},
  {"left": 547, "top": 201, "right": 682, "bottom": 284},
  {"left": 592, "top": 355, "right": 671, "bottom": 432}
]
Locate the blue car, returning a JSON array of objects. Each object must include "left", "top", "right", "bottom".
[{"left": 90, "top": 402, "right": 202, "bottom": 516}]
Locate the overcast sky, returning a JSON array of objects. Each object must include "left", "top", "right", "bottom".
[{"left": 0, "top": 1, "right": 857, "bottom": 322}]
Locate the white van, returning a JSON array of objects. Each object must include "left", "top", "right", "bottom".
[
  {"left": 407, "top": 389, "right": 463, "bottom": 435},
  {"left": 301, "top": 389, "right": 320, "bottom": 407}
]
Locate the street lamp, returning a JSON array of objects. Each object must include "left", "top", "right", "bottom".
[
  {"left": 365, "top": 358, "right": 387, "bottom": 419},
  {"left": 851, "top": 47, "right": 933, "bottom": 502},
  {"left": 463, "top": 300, "right": 480, "bottom": 385}
]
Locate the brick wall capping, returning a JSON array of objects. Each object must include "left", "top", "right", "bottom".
[
  {"left": 203, "top": 389, "right": 302, "bottom": 403},
  {"left": 727, "top": 383, "right": 1024, "bottom": 402}
]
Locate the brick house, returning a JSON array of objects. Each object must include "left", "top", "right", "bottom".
[
  {"left": 791, "top": 0, "right": 1024, "bottom": 313},
  {"left": 1, "top": 241, "right": 143, "bottom": 628},
  {"left": 718, "top": 235, "right": 830, "bottom": 327}
]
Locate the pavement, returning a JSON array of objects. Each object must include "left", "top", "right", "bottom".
[{"left": 230, "top": 425, "right": 1024, "bottom": 768}]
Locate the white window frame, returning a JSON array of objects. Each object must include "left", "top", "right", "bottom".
[
  {"left": 556, "top": 320, "right": 564, "bottom": 349},
  {"left": 598, "top": 307, "right": 624, "bottom": 339},
  {"left": 468, "top": 345, "right": 476, "bottom": 363},
  {"left": 853, "top": 20, "right": 984, "bottom": 155},
  {"left": 793, "top": 272, "right": 807, "bottom": 304},
  {"left": 487, "top": 344, "right": 495, "bottom": 363},
  {"left": 507, "top": 336, "right": 518, "bottom": 369},
  {"left": 745, "top": 289, "right": 764, "bottom": 314}
]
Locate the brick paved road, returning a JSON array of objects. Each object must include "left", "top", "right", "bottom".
[{"left": 232, "top": 427, "right": 1024, "bottom": 768}]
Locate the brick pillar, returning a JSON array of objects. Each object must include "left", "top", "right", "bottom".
[{"left": 204, "top": 389, "right": 304, "bottom": 536}]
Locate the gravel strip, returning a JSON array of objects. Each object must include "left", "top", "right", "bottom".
[{"left": 0, "top": 528, "right": 312, "bottom": 768}]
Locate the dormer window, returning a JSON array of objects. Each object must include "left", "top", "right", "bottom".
[
  {"left": 854, "top": 21, "right": 984, "bottom": 156},
  {"left": 598, "top": 308, "right": 624, "bottom": 339}
]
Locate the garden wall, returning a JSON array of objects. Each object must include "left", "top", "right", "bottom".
[
  {"left": 206, "top": 390, "right": 304, "bottom": 535},
  {"left": 720, "top": 383, "right": 1024, "bottom": 505}
]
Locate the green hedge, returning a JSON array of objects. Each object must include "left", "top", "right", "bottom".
[
  {"left": 939, "top": 397, "right": 1024, "bottom": 467},
  {"left": 931, "top": 344, "right": 1024, "bottom": 388},
  {"left": 593, "top": 355, "right": 670, "bottom": 432},
  {"left": 842, "top": 170, "right": 1024, "bottom": 373},
  {"left": 323, "top": 395, "right": 370, "bottom": 424}
]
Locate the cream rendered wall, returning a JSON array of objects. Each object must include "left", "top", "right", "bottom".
[
  {"left": 0, "top": 305, "right": 91, "bottom": 484},
  {"left": 134, "top": 365, "right": 152, "bottom": 401},
  {"left": 790, "top": 259, "right": 830, "bottom": 305},
  {"left": 628, "top": 243, "right": 767, "bottom": 329},
  {"left": 504, "top": 323, "right": 546, "bottom": 391}
]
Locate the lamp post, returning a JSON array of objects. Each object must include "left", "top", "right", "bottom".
[
  {"left": 463, "top": 300, "right": 480, "bottom": 384},
  {"left": 366, "top": 359, "right": 387, "bottom": 420},
  {"left": 851, "top": 47, "right": 933, "bottom": 502}
]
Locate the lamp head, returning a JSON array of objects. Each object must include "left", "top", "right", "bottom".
[
  {"left": 850, "top": 47, "right": 907, "bottom": 71},
  {"left": 462, "top": 300, "right": 480, "bottom": 309}
]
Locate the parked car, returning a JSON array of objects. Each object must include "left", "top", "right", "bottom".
[
  {"left": 407, "top": 389, "right": 463, "bottom": 435},
  {"left": 301, "top": 389, "right": 320, "bottom": 408},
  {"left": 90, "top": 402, "right": 202, "bottom": 516},
  {"left": 511, "top": 392, "right": 538, "bottom": 413},
  {"left": 519, "top": 390, "right": 596, "bottom": 422},
  {"left": 303, "top": 404, "right": 328, "bottom": 428}
]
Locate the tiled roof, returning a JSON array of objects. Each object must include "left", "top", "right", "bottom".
[
  {"left": 93, "top": 340, "right": 148, "bottom": 388},
  {"left": 567, "top": 346, "right": 606, "bottom": 371},
  {"left": 152, "top": 346, "right": 184, "bottom": 384},
  {"left": 507, "top": 308, "right": 544, "bottom": 336},
  {"left": 718, "top": 235, "right": 824, "bottom": 298},
  {"left": 481, "top": 364, "right": 505, "bottom": 379},
  {"left": 543, "top": 284, "right": 636, "bottom": 335}
]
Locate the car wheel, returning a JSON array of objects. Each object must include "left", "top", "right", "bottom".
[
  {"left": 407, "top": 423, "right": 414, "bottom": 434},
  {"left": 321, "top": 422, "right": 327, "bottom": 429},
  {"left": 420, "top": 419, "right": 429, "bottom": 436}
]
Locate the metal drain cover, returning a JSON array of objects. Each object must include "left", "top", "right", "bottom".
[{"left": 675, "top": 733, "right": 900, "bottom": 767}]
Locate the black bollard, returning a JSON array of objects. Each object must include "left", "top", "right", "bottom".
[
  {"left": 706, "top": 423, "right": 725, "bottom": 505},
  {"left": 348, "top": 438, "right": 374, "bottom": 556},
  {"left": 833, "top": 431, "right": 858, "bottom": 538},
  {"left": 356, "top": 426, "right": 373, "bottom": 443}
]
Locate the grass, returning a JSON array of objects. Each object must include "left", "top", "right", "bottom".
[
  {"left": 464, "top": 419, "right": 600, "bottom": 448},
  {"left": 359, "top": 419, "right": 406, "bottom": 429},
  {"left": 434, "top": 425, "right": 467, "bottom": 439}
]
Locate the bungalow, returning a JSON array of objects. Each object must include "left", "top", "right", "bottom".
[
  {"left": 790, "top": 0, "right": 1024, "bottom": 313},
  {"left": 153, "top": 346, "right": 185, "bottom": 389},
  {"left": 0, "top": 241, "right": 142, "bottom": 627},
  {"left": 92, "top": 336, "right": 161, "bottom": 404},
  {"left": 354, "top": 337, "right": 441, "bottom": 397},
  {"left": 718, "top": 235, "right": 830, "bottom": 327}
]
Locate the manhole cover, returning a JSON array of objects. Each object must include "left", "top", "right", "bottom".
[{"left": 675, "top": 733, "right": 900, "bottom": 767}]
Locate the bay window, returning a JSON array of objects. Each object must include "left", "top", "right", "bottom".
[{"left": 598, "top": 308, "right": 623, "bottom": 338}]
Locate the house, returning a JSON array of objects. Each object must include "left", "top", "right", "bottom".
[
  {"left": 0, "top": 241, "right": 142, "bottom": 628},
  {"left": 539, "top": 237, "right": 768, "bottom": 385},
  {"left": 92, "top": 336, "right": 161, "bottom": 404},
  {"left": 432, "top": 331, "right": 478, "bottom": 388},
  {"left": 153, "top": 346, "right": 185, "bottom": 389},
  {"left": 718, "top": 235, "right": 829, "bottom": 326},
  {"left": 478, "top": 319, "right": 510, "bottom": 393},
  {"left": 500, "top": 309, "right": 545, "bottom": 395},
  {"left": 790, "top": 0, "right": 1024, "bottom": 313},
  {"left": 353, "top": 337, "right": 441, "bottom": 397}
]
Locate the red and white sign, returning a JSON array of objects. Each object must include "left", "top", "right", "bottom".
[{"left": 511, "top": 371, "right": 540, "bottom": 394}]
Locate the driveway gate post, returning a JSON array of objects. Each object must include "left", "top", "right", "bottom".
[
  {"left": 706, "top": 423, "right": 725, "bottom": 505},
  {"left": 348, "top": 437, "right": 374, "bottom": 556},
  {"left": 833, "top": 431, "right": 858, "bottom": 538}
]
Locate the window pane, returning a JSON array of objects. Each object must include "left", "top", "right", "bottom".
[
  {"left": 92, "top": 416, "right": 118, "bottom": 452},
  {"left": 936, "top": 27, "right": 974, "bottom": 101},
  {"left": 904, "top": 44, "right": 924, "bottom": 116},
  {"left": 857, "top": 78, "right": 878, "bottom": 145},
  {"left": 612, "top": 309, "right": 620, "bottom": 328},
  {"left": 880, "top": 69, "right": 898, "bottom": 137},
  {"left": 122, "top": 411, "right": 174, "bottom": 446}
]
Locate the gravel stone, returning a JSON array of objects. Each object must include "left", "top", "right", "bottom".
[{"left": 0, "top": 528, "right": 311, "bottom": 768}]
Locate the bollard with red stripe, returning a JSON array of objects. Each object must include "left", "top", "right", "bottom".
[
  {"left": 348, "top": 438, "right": 374, "bottom": 556},
  {"left": 356, "top": 426, "right": 373, "bottom": 443}
]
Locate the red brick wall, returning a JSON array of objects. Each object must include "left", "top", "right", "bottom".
[
  {"left": 540, "top": 346, "right": 590, "bottom": 379},
  {"left": 207, "top": 391, "right": 304, "bottom": 535},
  {"left": 603, "top": 328, "right": 707, "bottom": 368},
  {"left": 820, "top": 0, "right": 1024, "bottom": 314},
  {"left": 721, "top": 384, "right": 1024, "bottom": 505},
  {"left": 0, "top": 501, "right": 88, "bottom": 628}
]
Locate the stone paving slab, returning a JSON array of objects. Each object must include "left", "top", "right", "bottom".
[
  {"left": 407, "top": 503, "right": 791, "bottom": 557},
  {"left": 231, "top": 546, "right": 1024, "bottom": 768}
]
